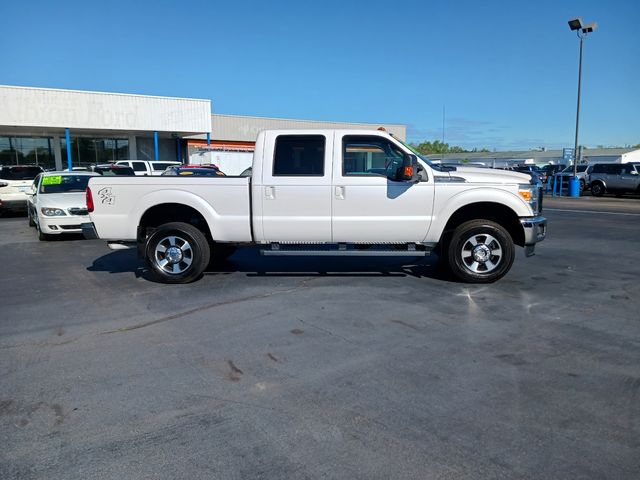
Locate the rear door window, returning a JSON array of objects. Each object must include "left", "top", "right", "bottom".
[{"left": 273, "top": 135, "right": 325, "bottom": 176}]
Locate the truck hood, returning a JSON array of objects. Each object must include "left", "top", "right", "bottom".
[{"left": 437, "top": 166, "right": 531, "bottom": 184}]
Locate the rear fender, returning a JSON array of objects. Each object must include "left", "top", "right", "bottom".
[{"left": 131, "top": 190, "right": 220, "bottom": 239}]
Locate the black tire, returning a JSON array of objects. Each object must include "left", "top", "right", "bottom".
[
  {"left": 591, "top": 182, "right": 605, "bottom": 197},
  {"left": 28, "top": 208, "right": 36, "bottom": 227},
  {"left": 445, "top": 220, "right": 515, "bottom": 283},
  {"left": 36, "top": 222, "right": 50, "bottom": 241},
  {"left": 145, "top": 222, "right": 210, "bottom": 284},
  {"left": 579, "top": 179, "right": 585, "bottom": 193}
]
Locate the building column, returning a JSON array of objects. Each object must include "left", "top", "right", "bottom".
[
  {"left": 53, "top": 136, "right": 63, "bottom": 171},
  {"left": 128, "top": 135, "right": 137, "bottom": 160},
  {"left": 154, "top": 131, "right": 159, "bottom": 161}
]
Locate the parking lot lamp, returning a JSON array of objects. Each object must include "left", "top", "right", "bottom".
[{"left": 568, "top": 17, "right": 597, "bottom": 197}]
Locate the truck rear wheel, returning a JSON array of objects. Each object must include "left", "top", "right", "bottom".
[
  {"left": 146, "top": 222, "right": 210, "bottom": 284},
  {"left": 445, "top": 220, "right": 515, "bottom": 283}
]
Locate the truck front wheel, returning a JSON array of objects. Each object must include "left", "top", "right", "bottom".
[
  {"left": 146, "top": 222, "right": 210, "bottom": 284},
  {"left": 445, "top": 220, "right": 515, "bottom": 283}
]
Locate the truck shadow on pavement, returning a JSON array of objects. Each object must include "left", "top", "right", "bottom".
[{"left": 87, "top": 246, "right": 445, "bottom": 281}]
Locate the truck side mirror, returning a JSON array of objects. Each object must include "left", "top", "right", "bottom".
[{"left": 399, "top": 154, "right": 420, "bottom": 183}]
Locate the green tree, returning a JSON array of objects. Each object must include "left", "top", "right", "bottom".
[{"left": 409, "top": 140, "right": 469, "bottom": 155}]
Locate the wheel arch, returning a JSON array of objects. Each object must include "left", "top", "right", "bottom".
[
  {"left": 132, "top": 190, "right": 221, "bottom": 242},
  {"left": 440, "top": 202, "right": 525, "bottom": 247},
  {"left": 139, "top": 203, "right": 213, "bottom": 242}
]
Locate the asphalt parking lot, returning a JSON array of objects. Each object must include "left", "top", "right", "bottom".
[{"left": 1, "top": 196, "right": 639, "bottom": 480}]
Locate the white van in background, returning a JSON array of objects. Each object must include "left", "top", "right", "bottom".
[{"left": 115, "top": 160, "right": 181, "bottom": 176}]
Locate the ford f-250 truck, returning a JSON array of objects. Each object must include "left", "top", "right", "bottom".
[{"left": 82, "top": 129, "right": 546, "bottom": 284}]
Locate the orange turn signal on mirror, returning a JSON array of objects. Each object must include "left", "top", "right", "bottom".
[
  {"left": 518, "top": 190, "right": 533, "bottom": 201},
  {"left": 404, "top": 166, "right": 414, "bottom": 177}
]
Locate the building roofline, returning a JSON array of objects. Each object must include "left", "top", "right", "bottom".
[
  {"left": 430, "top": 147, "right": 639, "bottom": 159},
  {"left": 0, "top": 84, "right": 211, "bottom": 104},
  {"left": 212, "top": 112, "right": 405, "bottom": 128}
]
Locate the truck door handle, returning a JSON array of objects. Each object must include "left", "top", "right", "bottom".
[
  {"left": 335, "top": 186, "right": 345, "bottom": 200},
  {"left": 265, "top": 186, "right": 275, "bottom": 200}
]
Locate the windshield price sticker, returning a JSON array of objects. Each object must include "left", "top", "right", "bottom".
[{"left": 42, "top": 176, "right": 62, "bottom": 185}]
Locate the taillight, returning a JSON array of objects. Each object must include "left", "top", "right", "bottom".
[{"left": 86, "top": 187, "right": 94, "bottom": 212}]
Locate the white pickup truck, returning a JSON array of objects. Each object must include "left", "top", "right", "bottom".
[{"left": 83, "top": 129, "right": 546, "bottom": 284}]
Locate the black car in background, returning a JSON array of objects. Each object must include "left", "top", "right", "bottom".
[
  {"left": 541, "top": 164, "right": 566, "bottom": 180},
  {"left": 91, "top": 164, "right": 136, "bottom": 176},
  {"left": 510, "top": 165, "right": 545, "bottom": 183},
  {"left": 161, "top": 166, "right": 225, "bottom": 177}
]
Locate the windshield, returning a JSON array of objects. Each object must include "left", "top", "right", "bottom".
[{"left": 39, "top": 175, "right": 92, "bottom": 194}]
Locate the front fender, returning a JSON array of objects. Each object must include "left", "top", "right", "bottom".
[{"left": 425, "top": 186, "right": 532, "bottom": 243}]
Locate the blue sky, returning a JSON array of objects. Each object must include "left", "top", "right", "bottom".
[{"left": 1, "top": 0, "right": 638, "bottom": 150}]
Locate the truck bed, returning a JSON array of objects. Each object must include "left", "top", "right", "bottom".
[{"left": 88, "top": 176, "right": 252, "bottom": 242}]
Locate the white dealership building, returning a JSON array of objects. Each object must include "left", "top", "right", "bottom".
[{"left": 0, "top": 85, "right": 406, "bottom": 174}]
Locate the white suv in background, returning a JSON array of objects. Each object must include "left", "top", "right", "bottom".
[
  {"left": 0, "top": 165, "right": 44, "bottom": 214},
  {"left": 115, "top": 160, "right": 181, "bottom": 176}
]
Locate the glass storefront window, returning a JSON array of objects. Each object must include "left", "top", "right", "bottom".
[
  {"left": 0, "top": 136, "right": 55, "bottom": 170},
  {"left": 136, "top": 136, "right": 179, "bottom": 161},
  {"left": 61, "top": 138, "right": 129, "bottom": 167}
]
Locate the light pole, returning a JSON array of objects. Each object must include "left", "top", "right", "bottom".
[{"left": 568, "top": 17, "right": 597, "bottom": 197}]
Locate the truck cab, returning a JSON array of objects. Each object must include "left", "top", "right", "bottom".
[{"left": 250, "top": 130, "right": 434, "bottom": 244}]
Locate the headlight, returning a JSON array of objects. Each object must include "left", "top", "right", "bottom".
[
  {"left": 41, "top": 207, "right": 67, "bottom": 216},
  {"left": 518, "top": 184, "right": 539, "bottom": 214}
]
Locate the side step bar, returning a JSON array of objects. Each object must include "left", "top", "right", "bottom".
[{"left": 261, "top": 243, "right": 431, "bottom": 257}]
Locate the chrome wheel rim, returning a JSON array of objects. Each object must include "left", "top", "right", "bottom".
[
  {"left": 461, "top": 233, "right": 503, "bottom": 274},
  {"left": 154, "top": 235, "right": 193, "bottom": 275}
]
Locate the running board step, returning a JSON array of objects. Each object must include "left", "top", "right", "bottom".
[{"left": 261, "top": 243, "right": 431, "bottom": 257}]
